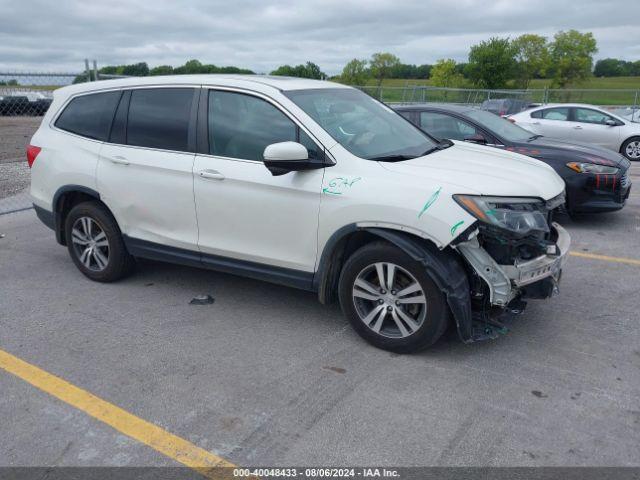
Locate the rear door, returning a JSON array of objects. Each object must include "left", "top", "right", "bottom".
[
  {"left": 192, "top": 88, "right": 325, "bottom": 274},
  {"left": 97, "top": 87, "right": 200, "bottom": 250},
  {"left": 529, "top": 107, "right": 573, "bottom": 139},
  {"left": 567, "top": 107, "right": 622, "bottom": 149}
]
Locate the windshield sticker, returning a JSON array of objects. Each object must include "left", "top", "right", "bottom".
[
  {"left": 450, "top": 220, "right": 465, "bottom": 236},
  {"left": 418, "top": 187, "right": 442, "bottom": 218},
  {"left": 323, "top": 176, "right": 362, "bottom": 195}
]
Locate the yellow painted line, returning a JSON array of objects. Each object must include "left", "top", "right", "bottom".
[
  {"left": 570, "top": 251, "right": 640, "bottom": 266},
  {"left": 0, "top": 348, "right": 235, "bottom": 478}
]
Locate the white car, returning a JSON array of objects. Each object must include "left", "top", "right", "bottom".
[
  {"left": 28, "top": 75, "right": 570, "bottom": 352},
  {"left": 510, "top": 103, "right": 640, "bottom": 161}
]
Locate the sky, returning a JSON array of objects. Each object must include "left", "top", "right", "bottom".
[{"left": 1, "top": 0, "right": 640, "bottom": 75}]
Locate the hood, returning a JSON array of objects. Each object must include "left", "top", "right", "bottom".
[
  {"left": 379, "top": 140, "right": 565, "bottom": 200},
  {"left": 524, "top": 136, "right": 629, "bottom": 169}
]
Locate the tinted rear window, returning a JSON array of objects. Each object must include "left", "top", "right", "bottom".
[
  {"left": 127, "top": 88, "right": 194, "bottom": 151},
  {"left": 55, "top": 91, "right": 121, "bottom": 141}
]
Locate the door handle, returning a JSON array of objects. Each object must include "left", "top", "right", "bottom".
[
  {"left": 110, "top": 155, "right": 130, "bottom": 165},
  {"left": 532, "top": 122, "right": 540, "bottom": 125},
  {"left": 573, "top": 126, "right": 583, "bottom": 130},
  {"left": 198, "top": 169, "right": 225, "bottom": 180}
]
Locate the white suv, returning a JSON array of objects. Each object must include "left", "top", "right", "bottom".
[{"left": 29, "top": 75, "right": 570, "bottom": 352}]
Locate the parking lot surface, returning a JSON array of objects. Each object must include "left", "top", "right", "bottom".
[{"left": 0, "top": 165, "right": 639, "bottom": 470}]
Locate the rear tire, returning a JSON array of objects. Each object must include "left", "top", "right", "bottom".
[
  {"left": 338, "top": 242, "right": 449, "bottom": 353},
  {"left": 621, "top": 137, "right": 640, "bottom": 161},
  {"left": 64, "top": 201, "right": 135, "bottom": 282}
]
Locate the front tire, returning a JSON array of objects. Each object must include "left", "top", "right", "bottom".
[
  {"left": 621, "top": 137, "right": 640, "bottom": 161},
  {"left": 64, "top": 201, "right": 135, "bottom": 282},
  {"left": 338, "top": 242, "right": 449, "bottom": 353}
]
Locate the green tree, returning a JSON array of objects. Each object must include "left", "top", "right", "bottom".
[
  {"left": 430, "top": 59, "right": 464, "bottom": 88},
  {"left": 340, "top": 59, "right": 369, "bottom": 85},
  {"left": 270, "top": 62, "right": 325, "bottom": 79},
  {"left": 512, "top": 34, "right": 550, "bottom": 88},
  {"left": 549, "top": 30, "right": 597, "bottom": 87},
  {"left": 121, "top": 62, "right": 149, "bottom": 76},
  {"left": 369, "top": 52, "right": 401, "bottom": 86},
  {"left": 416, "top": 64, "right": 432, "bottom": 79},
  {"left": 149, "top": 65, "right": 174, "bottom": 76},
  {"left": 466, "top": 37, "right": 516, "bottom": 89},
  {"left": 593, "top": 58, "right": 633, "bottom": 77}
]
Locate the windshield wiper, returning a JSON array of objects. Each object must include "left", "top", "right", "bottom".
[
  {"left": 367, "top": 154, "right": 417, "bottom": 161},
  {"left": 369, "top": 140, "right": 453, "bottom": 162},
  {"left": 416, "top": 140, "right": 453, "bottom": 157}
]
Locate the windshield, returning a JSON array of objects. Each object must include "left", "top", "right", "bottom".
[
  {"left": 466, "top": 109, "right": 535, "bottom": 142},
  {"left": 284, "top": 88, "right": 437, "bottom": 160}
]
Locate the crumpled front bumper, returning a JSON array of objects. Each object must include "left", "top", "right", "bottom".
[
  {"left": 500, "top": 222, "right": 570, "bottom": 287},
  {"left": 457, "top": 222, "right": 571, "bottom": 306}
]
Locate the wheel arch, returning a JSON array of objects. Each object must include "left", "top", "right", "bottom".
[
  {"left": 315, "top": 224, "right": 474, "bottom": 343},
  {"left": 52, "top": 185, "right": 103, "bottom": 245}
]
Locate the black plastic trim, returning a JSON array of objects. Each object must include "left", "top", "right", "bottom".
[
  {"left": 196, "top": 87, "right": 209, "bottom": 155},
  {"left": 123, "top": 236, "right": 315, "bottom": 291},
  {"left": 52, "top": 185, "right": 101, "bottom": 244},
  {"left": 33, "top": 205, "right": 55, "bottom": 230},
  {"left": 315, "top": 224, "right": 473, "bottom": 342},
  {"left": 366, "top": 228, "right": 474, "bottom": 343}
]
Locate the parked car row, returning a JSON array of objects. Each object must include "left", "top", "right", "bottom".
[
  {"left": 28, "top": 75, "right": 572, "bottom": 353},
  {"left": 0, "top": 92, "right": 52, "bottom": 116},
  {"left": 395, "top": 103, "right": 632, "bottom": 215},
  {"left": 509, "top": 104, "right": 640, "bottom": 161}
]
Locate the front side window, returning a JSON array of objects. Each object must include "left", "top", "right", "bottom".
[
  {"left": 574, "top": 108, "right": 616, "bottom": 125},
  {"left": 539, "top": 107, "right": 569, "bottom": 121},
  {"left": 127, "top": 88, "right": 194, "bottom": 152},
  {"left": 420, "top": 111, "right": 478, "bottom": 141},
  {"left": 285, "top": 88, "right": 436, "bottom": 160},
  {"left": 208, "top": 90, "right": 321, "bottom": 161},
  {"left": 55, "top": 91, "right": 121, "bottom": 141}
]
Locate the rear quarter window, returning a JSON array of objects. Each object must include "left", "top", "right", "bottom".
[{"left": 55, "top": 91, "right": 121, "bottom": 141}]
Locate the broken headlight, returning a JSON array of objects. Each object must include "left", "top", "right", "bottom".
[
  {"left": 566, "top": 162, "right": 619, "bottom": 174},
  {"left": 454, "top": 195, "right": 549, "bottom": 235}
]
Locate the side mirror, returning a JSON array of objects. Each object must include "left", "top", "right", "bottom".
[
  {"left": 464, "top": 133, "right": 487, "bottom": 144},
  {"left": 263, "top": 141, "right": 320, "bottom": 176},
  {"left": 605, "top": 119, "right": 617, "bottom": 126}
]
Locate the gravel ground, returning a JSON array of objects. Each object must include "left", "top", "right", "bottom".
[{"left": 0, "top": 117, "right": 40, "bottom": 199}]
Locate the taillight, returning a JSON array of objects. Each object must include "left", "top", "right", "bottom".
[{"left": 26, "top": 145, "right": 41, "bottom": 168}]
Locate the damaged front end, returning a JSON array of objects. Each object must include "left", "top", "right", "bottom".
[{"left": 453, "top": 192, "right": 570, "bottom": 341}]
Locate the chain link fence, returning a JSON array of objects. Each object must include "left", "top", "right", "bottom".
[
  {"left": 0, "top": 72, "right": 81, "bottom": 117},
  {"left": 358, "top": 85, "right": 640, "bottom": 109}
]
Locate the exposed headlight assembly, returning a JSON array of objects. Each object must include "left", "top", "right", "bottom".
[
  {"left": 454, "top": 195, "right": 549, "bottom": 235},
  {"left": 566, "top": 162, "right": 619, "bottom": 174}
]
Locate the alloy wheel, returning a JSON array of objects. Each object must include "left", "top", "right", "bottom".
[
  {"left": 71, "top": 216, "right": 110, "bottom": 272},
  {"left": 352, "top": 262, "right": 427, "bottom": 338},
  {"left": 625, "top": 141, "right": 640, "bottom": 159}
]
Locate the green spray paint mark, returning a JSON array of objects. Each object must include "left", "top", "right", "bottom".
[
  {"left": 485, "top": 209, "right": 497, "bottom": 217},
  {"left": 323, "top": 176, "right": 361, "bottom": 195},
  {"left": 450, "top": 220, "right": 465, "bottom": 236},
  {"left": 418, "top": 187, "right": 442, "bottom": 218}
]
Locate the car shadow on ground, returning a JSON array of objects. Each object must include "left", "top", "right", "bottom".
[{"left": 554, "top": 209, "right": 627, "bottom": 230}]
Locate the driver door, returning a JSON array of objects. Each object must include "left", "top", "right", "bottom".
[{"left": 192, "top": 88, "right": 325, "bottom": 275}]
